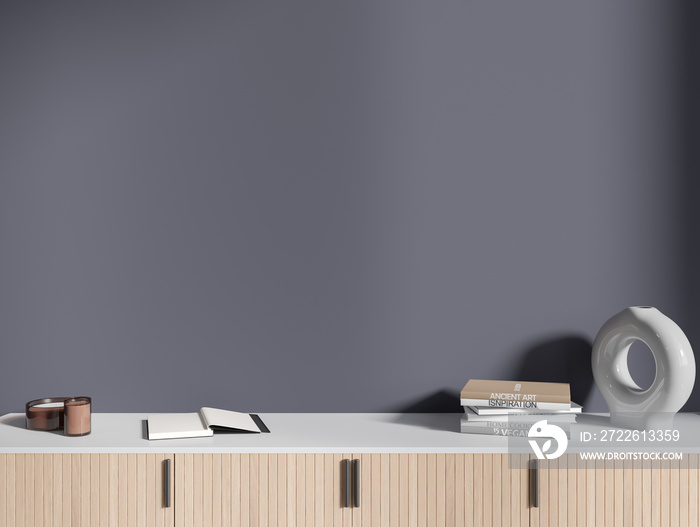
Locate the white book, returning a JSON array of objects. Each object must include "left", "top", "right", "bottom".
[
  {"left": 460, "top": 398, "right": 572, "bottom": 411},
  {"left": 467, "top": 402, "right": 582, "bottom": 416},
  {"left": 147, "top": 407, "right": 268, "bottom": 440},
  {"left": 460, "top": 421, "right": 571, "bottom": 438},
  {"left": 462, "top": 406, "right": 577, "bottom": 423}
]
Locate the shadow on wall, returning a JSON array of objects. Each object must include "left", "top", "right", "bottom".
[
  {"left": 680, "top": 0, "right": 700, "bottom": 411},
  {"left": 387, "top": 336, "right": 596, "bottom": 414},
  {"left": 515, "top": 336, "right": 596, "bottom": 409},
  {"left": 392, "top": 389, "right": 463, "bottom": 414}
]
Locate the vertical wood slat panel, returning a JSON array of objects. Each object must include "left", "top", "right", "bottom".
[
  {"left": 266, "top": 455, "right": 276, "bottom": 527},
  {"left": 138, "top": 454, "right": 147, "bottom": 527},
  {"left": 633, "top": 458, "right": 643, "bottom": 527},
  {"left": 446, "top": 454, "right": 456, "bottom": 527},
  {"left": 645, "top": 457, "right": 655, "bottom": 527},
  {"left": 8, "top": 455, "right": 16, "bottom": 527},
  {"left": 416, "top": 454, "right": 426, "bottom": 527},
  {"left": 508, "top": 454, "right": 524, "bottom": 527},
  {"left": 491, "top": 453, "right": 501, "bottom": 527},
  {"left": 78, "top": 454, "right": 88, "bottom": 527},
  {"left": 118, "top": 454, "right": 127, "bottom": 527},
  {"left": 360, "top": 454, "right": 371, "bottom": 527},
  {"left": 232, "top": 453, "right": 242, "bottom": 527},
  {"left": 109, "top": 454, "right": 120, "bottom": 527},
  {"left": 454, "top": 454, "right": 464, "bottom": 527},
  {"left": 435, "top": 454, "right": 445, "bottom": 527},
  {"left": 622, "top": 460, "right": 637, "bottom": 527},
  {"left": 390, "top": 454, "right": 400, "bottom": 527},
  {"left": 400, "top": 454, "right": 410, "bottom": 527},
  {"left": 324, "top": 453, "right": 333, "bottom": 527},
  {"left": 689, "top": 455, "right": 698, "bottom": 527},
  {"left": 61, "top": 454, "right": 70, "bottom": 527},
  {"left": 241, "top": 454, "right": 251, "bottom": 527},
  {"left": 679, "top": 454, "right": 688, "bottom": 527},
  {"left": 14, "top": 454, "right": 23, "bottom": 527},
  {"left": 372, "top": 453, "right": 382, "bottom": 527},
  {"left": 586, "top": 456, "right": 595, "bottom": 527},
  {"left": 250, "top": 454, "right": 259, "bottom": 527},
  {"left": 0, "top": 454, "right": 5, "bottom": 527},
  {"left": 44, "top": 454, "right": 54, "bottom": 527},
  {"left": 499, "top": 454, "right": 509, "bottom": 527},
  {"left": 473, "top": 454, "right": 483, "bottom": 527},
  {"left": 426, "top": 454, "right": 436, "bottom": 527},
  {"left": 549, "top": 457, "right": 558, "bottom": 527},
  {"left": 314, "top": 454, "right": 323, "bottom": 527},
  {"left": 26, "top": 453, "right": 34, "bottom": 527},
  {"left": 287, "top": 453, "right": 296, "bottom": 527},
  {"left": 213, "top": 453, "right": 222, "bottom": 527},
  {"left": 669, "top": 457, "right": 679, "bottom": 527},
  {"left": 203, "top": 454, "right": 213, "bottom": 527},
  {"left": 295, "top": 454, "right": 305, "bottom": 527},
  {"left": 615, "top": 458, "right": 623, "bottom": 527},
  {"left": 175, "top": 454, "right": 184, "bottom": 527},
  {"left": 221, "top": 454, "right": 232, "bottom": 527},
  {"left": 659, "top": 461, "right": 671, "bottom": 527},
  {"left": 304, "top": 454, "right": 313, "bottom": 527},
  {"left": 555, "top": 455, "right": 569, "bottom": 527},
  {"left": 566, "top": 454, "right": 576, "bottom": 527},
  {"left": 483, "top": 454, "right": 492, "bottom": 527},
  {"left": 465, "top": 454, "right": 474, "bottom": 527},
  {"left": 595, "top": 457, "right": 604, "bottom": 527},
  {"left": 126, "top": 454, "right": 136, "bottom": 527},
  {"left": 577, "top": 453, "right": 586, "bottom": 527},
  {"left": 276, "top": 455, "right": 286, "bottom": 527},
  {"left": 34, "top": 453, "right": 44, "bottom": 527},
  {"left": 380, "top": 454, "right": 390, "bottom": 527},
  {"left": 147, "top": 453, "right": 157, "bottom": 527}
]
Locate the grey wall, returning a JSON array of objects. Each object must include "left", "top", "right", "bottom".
[{"left": 0, "top": 1, "right": 691, "bottom": 414}]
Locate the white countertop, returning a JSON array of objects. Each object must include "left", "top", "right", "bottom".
[{"left": 2, "top": 413, "right": 700, "bottom": 454}]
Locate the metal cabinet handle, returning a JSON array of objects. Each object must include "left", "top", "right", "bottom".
[
  {"left": 165, "top": 458, "right": 171, "bottom": 508},
  {"left": 531, "top": 459, "right": 539, "bottom": 508},
  {"left": 353, "top": 459, "right": 360, "bottom": 507},
  {"left": 344, "top": 459, "right": 351, "bottom": 507}
]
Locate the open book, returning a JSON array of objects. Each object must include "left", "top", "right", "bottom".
[{"left": 147, "top": 407, "right": 270, "bottom": 440}]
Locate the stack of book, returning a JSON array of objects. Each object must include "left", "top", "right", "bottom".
[{"left": 459, "top": 379, "right": 581, "bottom": 437}]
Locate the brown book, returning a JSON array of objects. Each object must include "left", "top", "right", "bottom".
[{"left": 460, "top": 379, "right": 571, "bottom": 406}]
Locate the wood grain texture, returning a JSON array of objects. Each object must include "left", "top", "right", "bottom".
[
  {"left": 417, "top": 454, "right": 426, "bottom": 527},
  {"left": 0, "top": 454, "right": 168, "bottom": 527},
  {"left": 473, "top": 454, "right": 483, "bottom": 527},
  {"left": 690, "top": 455, "right": 698, "bottom": 527},
  {"left": 9, "top": 450, "right": 700, "bottom": 526}
]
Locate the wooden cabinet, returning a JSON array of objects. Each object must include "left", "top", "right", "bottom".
[
  {"left": 530, "top": 453, "right": 699, "bottom": 527},
  {"left": 171, "top": 453, "right": 531, "bottom": 527},
  {"left": 355, "top": 453, "right": 530, "bottom": 527},
  {"left": 174, "top": 453, "right": 353, "bottom": 527},
  {"left": 2, "top": 414, "right": 699, "bottom": 526},
  {"left": 0, "top": 453, "right": 173, "bottom": 527}
]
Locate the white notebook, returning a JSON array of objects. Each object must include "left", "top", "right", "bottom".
[{"left": 147, "top": 407, "right": 268, "bottom": 440}]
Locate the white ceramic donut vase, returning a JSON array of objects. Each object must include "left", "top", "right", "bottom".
[{"left": 592, "top": 306, "right": 696, "bottom": 430}]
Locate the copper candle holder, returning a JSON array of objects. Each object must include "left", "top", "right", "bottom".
[
  {"left": 25, "top": 397, "right": 69, "bottom": 431},
  {"left": 64, "top": 397, "right": 91, "bottom": 436}
]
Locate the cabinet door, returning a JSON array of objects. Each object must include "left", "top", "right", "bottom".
[
  {"left": 530, "top": 453, "right": 697, "bottom": 527},
  {"left": 0, "top": 453, "right": 174, "bottom": 527},
  {"left": 175, "top": 453, "right": 352, "bottom": 527},
  {"left": 358, "top": 453, "right": 530, "bottom": 527}
]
